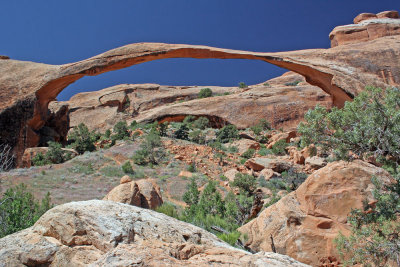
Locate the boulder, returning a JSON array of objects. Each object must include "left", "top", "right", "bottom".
[
  {"left": 224, "top": 168, "right": 239, "bottom": 181},
  {"left": 353, "top": 13, "right": 377, "bottom": 24},
  {"left": 239, "top": 160, "right": 393, "bottom": 266},
  {"left": 136, "top": 179, "right": 163, "bottom": 209},
  {"left": 120, "top": 175, "right": 132, "bottom": 184},
  {"left": 267, "top": 131, "right": 296, "bottom": 149},
  {"left": 0, "top": 200, "right": 310, "bottom": 266},
  {"left": 228, "top": 139, "right": 260, "bottom": 154},
  {"left": 245, "top": 157, "right": 292, "bottom": 173},
  {"left": 103, "top": 179, "right": 163, "bottom": 209},
  {"left": 305, "top": 156, "right": 327, "bottom": 170}
]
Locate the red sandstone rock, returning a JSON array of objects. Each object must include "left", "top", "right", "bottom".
[
  {"left": 103, "top": 178, "right": 163, "bottom": 209},
  {"left": 239, "top": 160, "right": 393, "bottom": 266},
  {"left": 353, "top": 13, "right": 377, "bottom": 24},
  {"left": 330, "top": 11, "right": 400, "bottom": 47},
  {"left": 377, "top": 10, "right": 399, "bottom": 19}
]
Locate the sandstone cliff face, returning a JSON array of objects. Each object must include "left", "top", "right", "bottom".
[
  {"left": 238, "top": 160, "right": 393, "bottom": 266},
  {"left": 0, "top": 200, "right": 309, "bottom": 266},
  {"left": 49, "top": 72, "right": 332, "bottom": 135},
  {"left": 1, "top": 11, "right": 399, "bottom": 164}
]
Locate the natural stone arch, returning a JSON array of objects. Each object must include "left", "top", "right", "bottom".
[{"left": 0, "top": 38, "right": 399, "bottom": 162}]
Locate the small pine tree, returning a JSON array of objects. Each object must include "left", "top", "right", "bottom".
[
  {"left": 68, "top": 123, "right": 99, "bottom": 154},
  {"left": 217, "top": 125, "right": 239, "bottom": 143},
  {"left": 122, "top": 161, "right": 134, "bottom": 174}
]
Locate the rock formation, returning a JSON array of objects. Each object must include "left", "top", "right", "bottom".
[
  {"left": 0, "top": 200, "right": 310, "bottom": 266},
  {"left": 238, "top": 160, "right": 393, "bottom": 266},
  {"left": 1, "top": 11, "right": 399, "bottom": 165},
  {"left": 50, "top": 72, "right": 332, "bottom": 134},
  {"left": 330, "top": 11, "right": 400, "bottom": 47},
  {"left": 103, "top": 178, "right": 163, "bottom": 209}
]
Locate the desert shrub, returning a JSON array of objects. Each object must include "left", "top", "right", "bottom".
[
  {"left": 68, "top": 123, "right": 99, "bottom": 154},
  {"left": 45, "top": 141, "right": 64, "bottom": 164},
  {"left": 0, "top": 144, "right": 14, "bottom": 172},
  {"left": 198, "top": 88, "right": 213, "bottom": 98},
  {"left": 122, "top": 161, "right": 134, "bottom": 175},
  {"left": 285, "top": 80, "right": 301, "bottom": 86},
  {"left": 100, "top": 165, "right": 125, "bottom": 177},
  {"left": 241, "top": 148, "right": 255, "bottom": 159},
  {"left": 271, "top": 139, "right": 288, "bottom": 155},
  {"left": 230, "top": 173, "right": 257, "bottom": 196},
  {"left": 217, "top": 231, "right": 241, "bottom": 246},
  {"left": 159, "top": 122, "right": 169, "bottom": 137},
  {"left": 227, "top": 145, "right": 238, "bottom": 153},
  {"left": 104, "top": 129, "right": 111, "bottom": 138},
  {"left": 238, "top": 82, "right": 248, "bottom": 89},
  {"left": 258, "top": 147, "right": 272, "bottom": 156},
  {"left": 192, "top": 117, "right": 209, "bottom": 130},
  {"left": 335, "top": 174, "right": 400, "bottom": 266},
  {"left": 183, "top": 115, "right": 196, "bottom": 125},
  {"left": 189, "top": 130, "right": 206, "bottom": 144},
  {"left": 298, "top": 86, "right": 400, "bottom": 164},
  {"left": 187, "top": 163, "right": 196, "bottom": 173},
  {"left": 132, "top": 131, "right": 164, "bottom": 165},
  {"left": 174, "top": 123, "right": 189, "bottom": 140},
  {"left": 112, "top": 121, "right": 130, "bottom": 141},
  {"left": 32, "top": 141, "right": 72, "bottom": 166},
  {"left": 281, "top": 168, "right": 308, "bottom": 191},
  {"left": 32, "top": 152, "right": 51, "bottom": 166},
  {"left": 216, "top": 125, "right": 239, "bottom": 143},
  {"left": 0, "top": 184, "right": 52, "bottom": 238},
  {"left": 155, "top": 203, "right": 179, "bottom": 219},
  {"left": 250, "top": 124, "right": 262, "bottom": 135}
]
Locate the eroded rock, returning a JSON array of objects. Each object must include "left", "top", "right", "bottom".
[
  {"left": 0, "top": 200, "right": 310, "bottom": 266},
  {"left": 239, "top": 160, "right": 393, "bottom": 266}
]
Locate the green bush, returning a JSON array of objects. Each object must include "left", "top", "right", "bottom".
[
  {"left": 216, "top": 125, "right": 239, "bottom": 143},
  {"left": 271, "top": 139, "right": 288, "bottom": 155},
  {"left": 192, "top": 117, "right": 209, "bottom": 130},
  {"left": 285, "top": 80, "right": 301, "bottom": 86},
  {"left": 32, "top": 141, "right": 72, "bottom": 166},
  {"left": 68, "top": 123, "right": 99, "bottom": 154},
  {"left": 187, "top": 163, "right": 196, "bottom": 173},
  {"left": 241, "top": 148, "right": 255, "bottom": 159},
  {"left": 112, "top": 121, "right": 130, "bottom": 141},
  {"left": 174, "top": 123, "right": 189, "bottom": 140},
  {"left": 122, "top": 161, "right": 134, "bottom": 175},
  {"left": 258, "top": 147, "right": 272, "bottom": 156},
  {"left": 189, "top": 130, "right": 206, "bottom": 144},
  {"left": 156, "top": 203, "right": 180, "bottom": 219},
  {"left": 238, "top": 82, "right": 248, "bottom": 89},
  {"left": 132, "top": 131, "right": 164, "bottom": 165},
  {"left": 198, "top": 88, "right": 213, "bottom": 98},
  {"left": 298, "top": 86, "right": 400, "bottom": 164},
  {"left": 230, "top": 173, "right": 257, "bottom": 196},
  {"left": 0, "top": 184, "right": 52, "bottom": 238}
]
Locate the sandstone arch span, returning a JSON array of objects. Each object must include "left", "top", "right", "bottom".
[{"left": 1, "top": 37, "right": 399, "bottom": 162}]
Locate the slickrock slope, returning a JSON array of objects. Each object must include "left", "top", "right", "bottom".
[
  {"left": 330, "top": 10, "right": 400, "bottom": 47},
  {"left": 239, "top": 160, "right": 393, "bottom": 266},
  {"left": 0, "top": 200, "right": 309, "bottom": 266},
  {"left": 50, "top": 72, "right": 332, "bottom": 134},
  {"left": 1, "top": 11, "right": 399, "bottom": 163}
]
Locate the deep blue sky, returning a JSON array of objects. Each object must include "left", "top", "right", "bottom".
[{"left": 1, "top": 1, "right": 399, "bottom": 101}]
